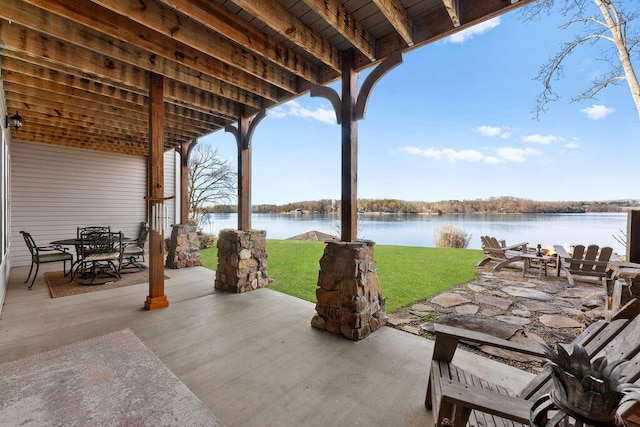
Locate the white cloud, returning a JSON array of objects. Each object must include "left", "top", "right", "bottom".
[
  {"left": 400, "top": 143, "right": 543, "bottom": 164},
  {"left": 475, "top": 125, "right": 502, "bottom": 137},
  {"left": 475, "top": 125, "right": 511, "bottom": 139},
  {"left": 563, "top": 142, "right": 580, "bottom": 149},
  {"left": 484, "top": 156, "right": 503, "bottom": 164},
  {"left": 521, "top": 134, "right": 558, "bottom": 144},
  {"left": 442, "top": 149, "right": 483, "bottom": 163},
  {"left": 269, "top": 100, "right": 337, "bottom": 125},
  {"left": 399, "top": 147, "right": 484, "bottom": 162},
  {"left": 448, "top": 17, "right": 500, "bottom": 43},
  {"left": 398, "top": 146, "right": 442, "bottom": 160},
  {"left": 496, "top": 147, "right": 527, "bottom": 163},
  {"left": 580, "top": 104, "right": 614, "bottom": 120},
  {"left": 268, "top": 107, "right": 287, "bottom": 119}
]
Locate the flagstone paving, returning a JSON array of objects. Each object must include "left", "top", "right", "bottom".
[{"left": 386, "top": 264, "right": 607, "bottom": 372}]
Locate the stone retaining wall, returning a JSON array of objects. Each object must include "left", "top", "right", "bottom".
[
  {"left": 311, "top": 240, "right": 387, "bottom": 340},
  {"left": 165, "top": 224, "right": 202, "bottom": 269},
  {"left": 215, "top": 229, "right": 270, "bottom": 293}
]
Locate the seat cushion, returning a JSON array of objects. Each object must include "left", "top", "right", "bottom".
[
  {"left": 36, "top": 253, "right": 73, "bottom": 263},
  {"left": 85, "top": 252, "right": 119, "bottom": 262}
]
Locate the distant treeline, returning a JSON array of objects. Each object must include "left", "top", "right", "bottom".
[{"left": 205, "top": 197, "right": 640, "bottom": 215}]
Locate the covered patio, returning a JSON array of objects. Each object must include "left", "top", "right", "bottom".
[
  {"left": 1, "top": 263, "right": 533, "bottom": 425},
  {"left": 0, "top": 0, "right": 536, "bottom": 315}
]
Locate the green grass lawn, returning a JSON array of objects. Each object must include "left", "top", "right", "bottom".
[{"left": 200, "top": 240, "right": 483, "bottom": 313}]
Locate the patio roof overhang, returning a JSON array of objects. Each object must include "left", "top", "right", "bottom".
[{"left": 1, "top": 0, "right": 534, "bottom": 156}]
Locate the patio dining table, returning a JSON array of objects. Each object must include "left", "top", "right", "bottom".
[{"left": 50, "top": 235, "right": 135, "bottom": 278}]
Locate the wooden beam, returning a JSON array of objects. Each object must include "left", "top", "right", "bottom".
[
  {"left": 6, "top": 79, "right": 222, "bottom": 137},
  {"left": 87, "top": 0, "right": 300, "bottom": 92},
  {"left": 2, "top": 0, "right": 283, "bottom": 100},
  {"left": 145, "top": 72, "right": 169, "bottom": 311},
  {"left": 229, "top": 0, "right": 343, "bottom": 72},
  {"left": 8, "top": 125, "right": 149, "bottom": 155},
  {"left": 441, "top": 0, "right": 461, "bottom": 27},
  {"left": 300, "top": 0, "right": 378, "bottom": 61},
  {"left": 372, "top": 0, "right": 414, "bottom": 45},
  {"left": 341, "top": 50, "right": 358, "bottom": 242},
  {"left": 370, "top": 0, "right": 535, "bottom": 68},
  {"left": 0, "top": 23, "right": 263, "bottom": 111},
  {"left": 154, "top": 0, "right": 322, "bottom": 84}
]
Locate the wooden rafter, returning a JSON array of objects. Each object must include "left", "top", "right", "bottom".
[
  {"left": 85, "top": 0, "right": 302, "bottom": 92},
  {"left": 441, "top": 0, "right": 461, "bottom": 28},
  {"left": 300, "top": 0, "right": 378, "bottom": 61},
  {"left": 0, "top": 23, "right": 267, "bottom": 112},
  {"left": 228, "top": 0, "right": 343, "bottom": 71},
  {"left": 372, "top": 0, "right": 414, "bottom": 45},
  {"left": 4, "top": 0, "right": 285, "bottom": 99},
  {"left": 154, "top": 0, "right": 322, "bottom": 85}
]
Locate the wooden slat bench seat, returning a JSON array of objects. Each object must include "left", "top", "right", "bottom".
[{"left": 425, "top": 299, "right": 640, "bottom": 427}]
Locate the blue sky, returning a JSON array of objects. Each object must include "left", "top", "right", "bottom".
[{"left": 200, "top": 4, "right": 639, "bottom": 205}]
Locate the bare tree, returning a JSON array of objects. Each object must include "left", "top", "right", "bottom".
[
  {"left": 521, "top": 0, "right": 640, "bottom": 120},
  {"left": 188, "top": 145, "right": 236, "bottom": 228}
]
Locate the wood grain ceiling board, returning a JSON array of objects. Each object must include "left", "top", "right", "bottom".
[{"left": 0, "top": 0, "right": 534, "bottom": 156}]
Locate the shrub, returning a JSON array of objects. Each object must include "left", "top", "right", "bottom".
[{"left": 434, "top": 224, "right": 471, "bottom": 249}]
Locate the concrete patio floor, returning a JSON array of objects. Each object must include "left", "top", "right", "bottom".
[{"left": 0, "top": 264, "right": 534, "bottom": 426}]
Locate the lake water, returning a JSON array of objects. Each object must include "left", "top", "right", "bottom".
[{"left": 203, "top": 212, "right": 628, "bottom": 254}]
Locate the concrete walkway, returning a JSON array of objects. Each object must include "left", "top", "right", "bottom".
[{"left": 0, "top": 265, "right": 534, "bottom": 426}]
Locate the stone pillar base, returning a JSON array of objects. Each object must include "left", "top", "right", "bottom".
[
  {"left": 215, "top": 229, "right": 270, "bottom": 293},
  {"left": 165, "top": 224, "right": 202, "bottom": 269},
  {"left": 311, "top": 240, "right": 387, "bottom": 340}
]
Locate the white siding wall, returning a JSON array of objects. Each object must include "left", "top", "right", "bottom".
[{"left": 10, "top": 141, "right": 177, "bottom": 266}]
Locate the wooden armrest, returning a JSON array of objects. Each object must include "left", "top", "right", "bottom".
[
  {"left": 503, "top": 242, "right": 528, "bottom": 251},
  {"left": 433, "top": 324, "right": 546, "bottom": 362},
  {"left": 440, "top": 380, "right": 533, "bottom": 424},
  {"left": 553, "top": 245, "right": 570, "bottom": 259}
]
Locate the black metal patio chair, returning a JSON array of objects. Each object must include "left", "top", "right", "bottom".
[
  {"left": 20, "top": 231, "right": 74, "bottom": 289},
  {"left": 120, "top": 222, "right": 149, "bottom": 271},
  {"left": 73, "top": 229, "right": 122, "bottom": 285}
]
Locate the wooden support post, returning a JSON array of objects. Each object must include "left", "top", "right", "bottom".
[
  {"left": 177, "top": 140, "right": 197, "bottom": 225},
  {"left": 627, "top": 209, "right": 640, "bottom": 263},
  {"left": 144, "top": 72, "right": 169, "bottom": 310},
  {"left": 311, "top": 51, "right": 402, "bottom": 242},
  {"left": 238, "top": 114, "right": 251, "bottom": 230},
  {"left": 341, "top": 50, "right": 358, "bottom": 242},
  {"left": 225, "top": 108, "right": 266, "bottom": 231}
]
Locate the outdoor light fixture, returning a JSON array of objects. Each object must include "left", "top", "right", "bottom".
[{"left": 5, "top": 111, "right": 24, "bottom": 131}]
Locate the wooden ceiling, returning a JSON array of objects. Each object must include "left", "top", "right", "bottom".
[{"left": 0, "top": 0, "right": 533, "bottom": 156}]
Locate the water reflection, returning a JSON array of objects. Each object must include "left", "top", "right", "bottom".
[{"left": 204, "top": 212, "right": 627, "bottom": 254}]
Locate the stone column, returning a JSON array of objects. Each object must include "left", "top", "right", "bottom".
[
  {"left": 165, "top": 224, "right": 203, "bottom": 268},
  {"left": 311, "top": 240, "right": 387, "bottom": 340},
  {"left": 215, "top": 229, "right": 270, "bottom": 293}
]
